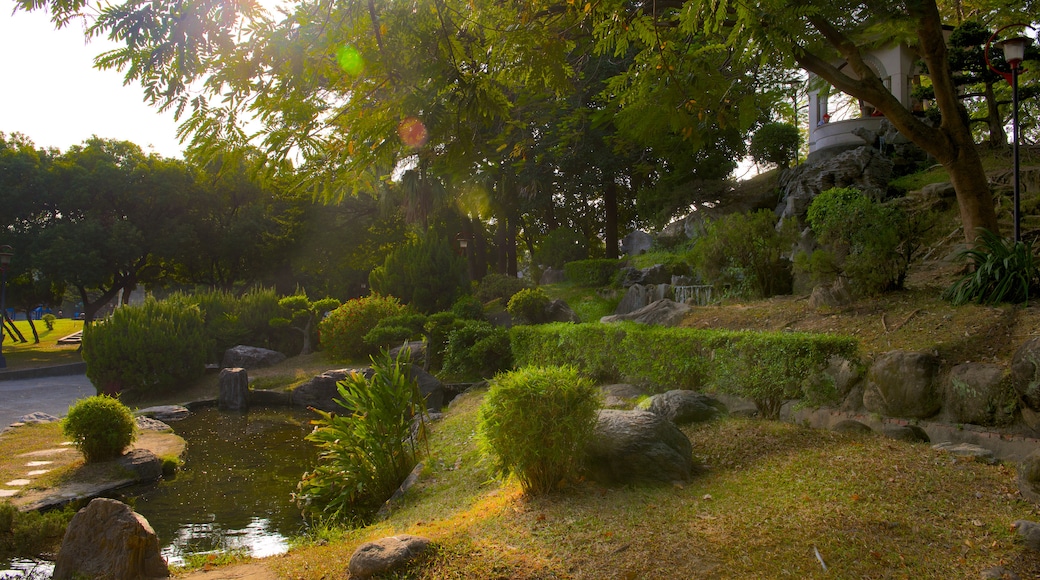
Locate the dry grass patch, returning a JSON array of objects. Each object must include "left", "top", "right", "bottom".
[{"left": 0, "top": 422, "right": 79, "bottom": 495}]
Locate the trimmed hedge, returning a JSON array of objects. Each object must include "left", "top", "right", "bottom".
[
  {"left": 511, "top": 323, "right": 857, "bottom": 417},
  {"left": 563, "top": 259, "right": 620, "bottom": 287}
]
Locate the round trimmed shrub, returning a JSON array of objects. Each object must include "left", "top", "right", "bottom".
[
  {"left": 478, "top": 366, "right": 601, "bottom": 495},
  {"left": 63, "top": 396, "right": 136, "bottom": 463},
  {"left": 474, "top": 273, "right": 529, "bottom": 304},
  {"left": 318, "top": 295, "right": 406, "bottom": 360},
  {"left": 507, "top": 287, "right": 551, "bottom": 325},
  {"left": 441, "top": 321, "right": 512, "bottom": 380}
]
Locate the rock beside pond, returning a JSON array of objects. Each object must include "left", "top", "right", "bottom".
[
  {"left": 219, "top": 368, "right": 250, "bottom": 412},
  {"left": 136, "top": 405, "right": 190, "bottom": 422},
  {"left": 135, "top": 416, "right": 172, "bottom": 432},
  {"left": 53, "top": 498, "right": 169, "bottom": 580},
  {"left": 348, "top": 534, "right": 432, "bottom": 579},
  {"left": 221, "top": 345, "right": 286, "bottom": 369},
  {"left": 292, "top": 369, "right": 352, "bottom": 413},
  {"left": 118, "top": 449, "right": 163, "bottom": 482},
  {"left": 586, "top": 409, "right": 695, "bottom": 484},
  {"left": 643, "top": 390, "right": 725, "bottom": 425},
  {"left": 16, "top": 412, "right": 60, "bottom": 424}
]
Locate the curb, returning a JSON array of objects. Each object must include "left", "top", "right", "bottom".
[{"left": 0, "top": 362, "right": 88, "bottom": 381}]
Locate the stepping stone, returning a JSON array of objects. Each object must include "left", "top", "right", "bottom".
[
  {"left": 26, "top": 461, "right": 53, "bottom": 467},
  {"left": 6, "top": 479, "right": 31, "bottom": 486},
  {"left": 0, "top": 490, "right": 16, "bottom": 498},
  {"left": 27, "top": 470, "right": 50, "bottom": 476}
]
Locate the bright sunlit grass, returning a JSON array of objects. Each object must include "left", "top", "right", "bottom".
[{"left": 1, "top": 318, "right": 83, "bottom": 370}]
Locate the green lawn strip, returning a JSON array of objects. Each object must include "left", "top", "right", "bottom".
[{"left": 1, "top": 319, "right": 83, "bottom": 370}]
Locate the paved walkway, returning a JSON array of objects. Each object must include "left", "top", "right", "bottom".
[{"left": 0, "top": 373, "right": 94, "bottom": 428}]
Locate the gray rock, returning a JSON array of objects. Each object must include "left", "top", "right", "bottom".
[
  {"left": 586, "top": 409, "right": 695, "bottom": 484},
  {"left": 16, "top": 412, "right": 60, "bottom": 424},
  {"left": 390, "top": 341, "right": 426, "bottom": 367},
  {"left": 920, "top": 181, "right": 957, "bottom": 200},
  {"left": 642, "top": 264, "right": 673, "bottom": 285},
  {"left": 621, "top": 231, "right": 654, "bottom": 256},
  {"left": 221, "top": 345, "right": 286, "bottom": 369},
  {"left": 135, "top": 416, "right": 172, "bottom": 432},
  {"left": 615, "top": 283, "right": 651, "bottom": 314},
  {"left": 539, "top": 267, "right": 565, "bottom": 284},
  {"left": 980, "top": 566, "right": 1021, "bottom": 579},
  {"left": 1015, "top": 520, "right": 1040, "bottom": 552},
  {"left": 292, "top": 369, "right": 353, "bottom": 413},
  {"left": 348, "top": 534, "right": 432, "bottom": 579},
  {"left": 1018, "top": 449, "right": 1040, "bottom": 504},
  {"left": 601, "top": 299, "right": 690, "bottom": 327},
  {"left": 545, "top": 299, "right": 581, "bottom": 323},
  {"left": 826, "top": 356, "right": 863, "bottom": 401},
  {"left": 932, "top": 442, "right": 996, "bottom": 464},
  {"left": 118, "top": 449, "right": 163, "bottom": 482},
  {"left": 881, "top": 424, "right": 930, "bottom": 443},
  {"left": 945, "top": 363, "right": 1014, "bottom": 426},
  {"left": 249, "top": 389, "right": 291, "bottom": 406},
  {"left": 53, "top": 498, "right": 169, "bottom": 580},
  {"left": 408, "top": 365, "right": 445, "bottom": 413},
  {"left": 778, "top": 146, "right": 894, "bottom": 226},
  {"left": 1011, "top": 337, "right": 1040, "bottom": 411},
  {"left": 832, "top": 420, "right": 873, "bottom": 435},
  {"left": 600, "top": 384, "right": 648, "bottom": 409},
  {"left": 218, "top": 368, "right": 250, "bottom": 412},
  {"left": 135, "top": 405, "right": 190, "bottom": 422},
  {"left": 644, "top": 390, "right": 725, "bottom": 425},
  {"left": 807, "top": 277, "right": 853, "bottom": 309},
  {"left": 863, "top": 351, "right": 941, "bottom": 419}
]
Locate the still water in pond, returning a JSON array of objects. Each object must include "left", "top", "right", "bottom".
[{"left": 113, "top": 406, "right": 319, "bottom": 566}]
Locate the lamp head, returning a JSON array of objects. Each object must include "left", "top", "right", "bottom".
[{"left": 998, "top": 36, "right": 1031, "bottom": 67}]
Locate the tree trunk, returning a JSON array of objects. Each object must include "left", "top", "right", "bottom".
[
  {"left": 984, "top": 82, "right": 1007, "bottom": 147},
  {"left": 3, "top": 313, "right": 27, "bottom": 343},
  {"left": 22, "top": 309, "right": 40, "bottom": 344},
  {"left": 297, "top": 317, "right": 314, "bottom": 356},
  {"left": 604, "top": 181, "right": 619, "bottom": 260}
]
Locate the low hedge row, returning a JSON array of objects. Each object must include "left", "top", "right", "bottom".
[{"left": 510, "top": 323, "right": 858, "bottom": 418}]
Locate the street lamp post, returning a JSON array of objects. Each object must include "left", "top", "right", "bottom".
[
  {"left": 986, "top": 25, "right": 1033, "bottom": 242},
  {"left": 0, "top": 245, "right": 13, "bottom": 369}
]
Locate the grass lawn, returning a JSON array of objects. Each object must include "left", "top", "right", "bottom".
[
  {"left": 269, "top": 389, "right": 1040, "bottom": 579},
  {"left": 1, "top": 318, "right": 83, "bottom": 371}
]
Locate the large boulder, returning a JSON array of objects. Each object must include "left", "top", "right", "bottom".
[
  {"left": 863, "top": 351, "right": 941, "bottom": 419},
  {"left": 218, "top": 367, "right": 250, "bottom": 412},
  {"left": 601, "top": 299, "right": 691, "bottom": 327},
  {"left": 221, "top": 345, "right": 286, "bottom": 369},
  {"left": 53, "top": 498, "right": 169, "bottom": 580},
  {"left": 1018, "top": 449, "right": 1040, "bottom": 505},
  {"left": 621, "top": 231, "right": 654, "bottom": 256},
  {"left": 945, "top": 363, "right": 1014, "bottom": 426},
  {"left": 1011, "top": 337, "right": 1040, "bottom": 411},
  {"left": 348, "top": 535, "right": 432, "bottom": 579},
  {"left": 390, "top": 341, "right": 426, "bottom": 367},
  {"left": 777, "top": 145, "right": 894, "bottom": 225},
  {"left": 643, "top": 390, "right": 726, "bottom": 425},
  {"left": 586, "top": 409, "right": 695, "bottom": 484},
  {"left": 545, "top": 299, "right": 581, "bottom": 323},
  {"left": 599, "top": 384, "right": 648, "bottom": 409},
  {"left": 118, "top": 449, "right": 163, "bottom": 482},
  {"left": 615, "top": 284, "right": 651, "bottom": 314},
  {"left": 292, "top": 369, "right": 352, "bottom": 412},
  {"left": 408, "top": 364, "right": 445, "bottom": 413}
]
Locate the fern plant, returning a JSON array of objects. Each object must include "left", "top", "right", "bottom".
[{"left": 943, "top": 229, "right": 1038, "bottom": 305}]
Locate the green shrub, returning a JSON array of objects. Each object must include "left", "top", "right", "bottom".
[
  {"left": 943, "top": 228, "right": 1038, "bottom": 305},
  {"left": 507, "top": 287, "right": 551, "bottom": 324},
  {"left": 534, "top": 228, "right": 589, "bottom": 269},
  {"left": 424, "top": 311, "right": 463, "bottom": 371},
  {"left": 319, "top": 295, "right": 406, "bottom": 360},
  {"left": 0, "top": 502, "right": 74, "bottom": 561},
  {"left": 442, "top": 321, "right": 512, "bottom": 380},
  {"left": 510, "top": 323, "right": 625, "bottom": 383},
  {"left": 478, "top": 366, "right": 600, "bottom": 495},
  {"left": 363, "top": 313, "right": 427, "bottom": 351},
  {"left": 42, "top": 313, "right": 56, "bottom": 331},
  {"left": 63, "top": 395, "right": 137, "bottom": 462},
  {"left": 749, "top": 122, "right": 800, "bottom": 168},
  {"left": 169, "top": 287, "right": 292, "bottom": 361},
  {"left": 801, "top": 187, "right": 933, "bottom": 295},
  {"left": 690, "top": 209, "right": 798, "bottom": 298},
  {"left": 451, "top": 295, "right": 485, "bottom": 321},
  {"left": 474, "top": 273, "right": 529, "bottom": 303},
  {"left": 295, "top": 350, "right": 426, "bottom": 524},
  {"left": 563, "top": 259, "right": 620, "bottom": 287},
  {"left": 369, "top": 234, "right": 468, "bottom": 313},
  {"left": 272, "top": 294, "right": 342, "bottom": 356},
  {"left": 83, "top": 298, "right": 208, "bottom": 394}
]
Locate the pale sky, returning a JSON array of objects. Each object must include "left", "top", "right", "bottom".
[{"left": 0, "top": 4, "right": 185, "bottom": 158}]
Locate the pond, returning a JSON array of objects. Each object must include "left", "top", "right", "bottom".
[{"left": 110, "top": 406, "right": 320, "bottom": 566}]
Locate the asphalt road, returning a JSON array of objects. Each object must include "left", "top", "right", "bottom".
[{"left": 0, "top": 373, "right": 94, "bottom": 428}]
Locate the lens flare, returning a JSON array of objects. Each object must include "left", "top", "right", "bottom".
[
  {"left": 398, "top": 117, "right": 428, "bottom": 148},
  {"left": 336, "top": 45, "right": 364, "bottom": 75}
]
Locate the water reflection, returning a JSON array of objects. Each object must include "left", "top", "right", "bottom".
[{"left": 111, "top": 406, "right": 318, "bottom": 566}]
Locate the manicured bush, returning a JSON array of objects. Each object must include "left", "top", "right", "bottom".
[
  {"left": 442, "top": 321, "right": 512, "bottom": 380},
  {"left": 800, "top": 187, "right": 933, "bottom": 295},
  {"left": 943, "top": 228, "right": 1038, "bottom": 305},
  {"left": 42, "top": 313, "right": 56, "bottom": 331},
  {"left": 750, "top": 122, "right": 800, "bottom": 168},
  {"left": 62, "top": 395, "right": 136, "bottom": 462},
  {"left": 507, "top": 287, "right": 551, "bottom": 324},
  {"left": 534, "top": 228, "right": 589, "bottom": 269},
  {"left": 319, "top": 295, "right": 406, "bottom": 360},
  {"left": 82, "top": 298, "right": 208, "bottom": 394},
  {"left": 369, "top": 234, "right": 468, "bottom": 313},
  {"left": 511, "top": 323, "right": 857, "bottom": 415},
  {"left": 450, "top": 295, "right": 485, "bottom": 321},
  {"left": 690, "top": 209, "right": 798, "bottom": 298},
  {"left": 295, "top": 350, "right": 425, "bottom": 523},
  {"left": 169, "top": 287, "right": 292, "bottom": 361},
  {"left": 271, "top": 294, "right": 342, "bottom": 355},
  {"left": 478, "top": 366, "right": 600, "bottom": 495},
  {"left": 563, "top": 259, "right": 620, "bottom": 287},
  {"left": 474, "top": 273, "right": 529, "bottom": 304},
  {"left": 362, "top": 312, "right": 427, "bottom": 351}
]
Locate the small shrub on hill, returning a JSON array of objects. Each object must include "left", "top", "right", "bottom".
[
  {"left": 564, "top": 259, "right": 620, "bottom": 287},
  {"left": 319, "top": 295, "right": 405, "bottom": 360},
  {"left": 507, "top": 287, "right": 551, "bottom": 324},
  {"left": 943, "top": 228, "right": 1038, "bottom": 305},
  {"left": 479, "top": 366, "right": 600, "bottom": 495},
  {"left": 63, "top": 395, "right": 136, "bottom": 463},
  {"left": 690, "top": 209, "right": 797, "bottom": 298},
  {"left": 83, "top": 298, "right": 208, "bottom": 394},
  {"left": 450, "top": 295, "right": 485, "bottom": 321},
  {"left": 369, "top": 235, "right": 468, "bottom": 313},
  {"left": 442, "top": 321, "right": 512, "bottom": 380},
  {"left": 295, "top": 350, "right": 425, "bottom": 524},
  {"left": 474, "top": 273, "right": 529, "bottom": 304}
]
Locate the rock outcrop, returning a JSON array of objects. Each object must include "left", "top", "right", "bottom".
[
  {"left": 348, "top": 535, "right": 432, "bottom": 579},
  {"left": 53, "top": 498, "right": 169, "bottom": 580},
  {"left": 586, "top": 409, "right": 695, "bottom": 484},
  {"left": 221, "top": 345, "right": 286, "bottom": 369}
]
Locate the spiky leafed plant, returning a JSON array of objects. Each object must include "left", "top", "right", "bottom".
[{"left": 943, "top": 229, "right": 1038, "bottom": 305}]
